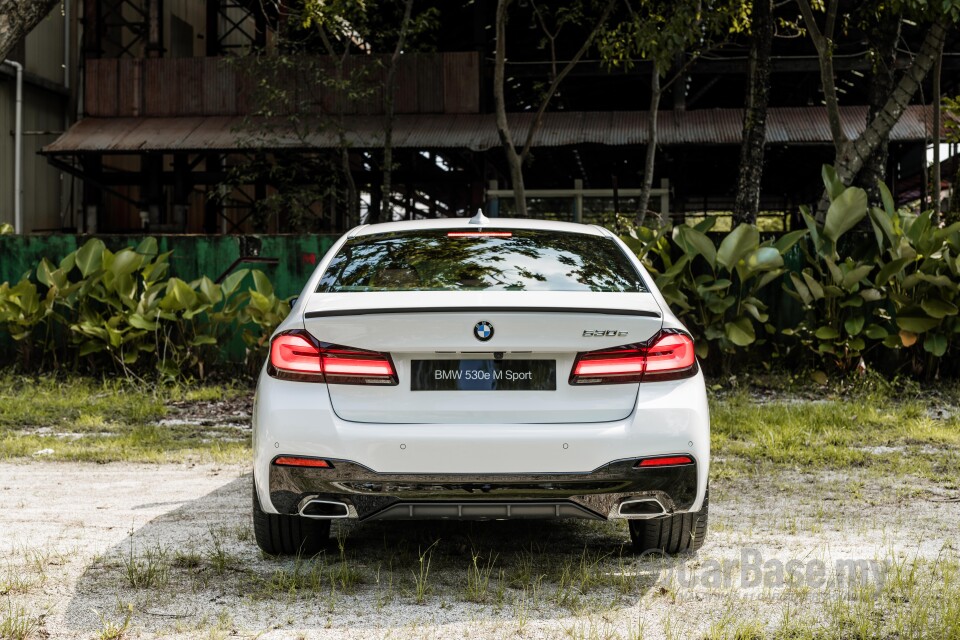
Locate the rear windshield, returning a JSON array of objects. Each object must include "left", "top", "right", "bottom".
[{"left": 316, "top": 229, "right": 647, "bottom": 293}]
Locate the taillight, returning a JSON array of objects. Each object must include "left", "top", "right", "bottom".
[
  {"left": 636, "top": 455, "right": 695, "bottom": 468},
  {"left": 268, "top": 331, "right": 398, "bottom": 385},
  {"left": 322, "top": 348, "right": 398, "bottom": 385},
  {"left": 569, "top": 331, "right": 697, "bottom": 385},
  {"left": 642, "top": 332, "right": 696, "bottom": 382},
  {"left": 270, "top": 333, "right": 323, "bottom": 381}
]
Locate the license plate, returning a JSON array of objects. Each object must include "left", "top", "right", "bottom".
[{"left": 411, "top": 359, "right": 557, "bottom": 391}]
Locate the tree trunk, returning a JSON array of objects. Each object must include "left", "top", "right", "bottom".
[
  {"left": 637, "top": 67, "right": 661, "bottom": 226},
  {"left": 316, "top": 27, "right": 358, "bottom": 230},
  {"left": 733, "top": 0, "right": 774, "bottom": 226},
  {"left": 853, "top": 9, "right": 901, "bottom": 206},
  {"left": 493, "top": 0, "right": 615, "bottom": 217},
  {"left": 493, "top": 0, "right": 527, "bottom": 216},
  {"left": 796, "top": 0, "right": 845, "bottom": 153},
  {"left": 380, "top": 0, "right": 415, "bottom": 223},
  {"left": 932, "top": 40, "right": 943, "bottom": 219},
  {"left": 835, "top": 19, "right": 949, "bottom": 186},
  {"left": 0, "top": 0, "right": 58, "bottom": 61},
  {"left": 947, "top": 159, "right": 960, "bottom": 224}
]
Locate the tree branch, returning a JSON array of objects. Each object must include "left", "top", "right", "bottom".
[{"left": 518, "top": 0, "right": 617, "bottom": 160}]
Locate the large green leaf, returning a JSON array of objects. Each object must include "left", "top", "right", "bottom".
[
  {"left": 788, "top": 273, "right": 813, "bottom": 306},
  {"left": 896, "top": 316, "right": 940, "bottom": 333},
  {"left": 801, "top": 271, "right": 825, "bottom": 300},
  {"left": 923, "top": 333, "right": 947, "bottom": 357},
  {"left": 773, "top": 229, "right": 808, "bottom": 254},
  {"left": 724, "top": 317, "right": 756, "bottom": 346},
  {"left": 135, "top": 237, "right": 159, "bottom": 256},
  {"left": 904, "top": 211, "right": 932, "bottom": 247},
  {"left": 128, "top": 313, "right": 159, "bottom": 331},
  {"left": 876, "top": 258, "right": 909, "bottom": 286},
  {"left": 864, "top": 324, "right": 888, "bottom": 339},
  {"left": 717, "top": 224, "right": 759, "bottom": 272},
  {"left": 868, "top": 207, "right": 897, "bottom": 251},
  {"left": 841, "top": 264, "right": 873, "bottom": 289},
  {"left": 745, "top": 247, "right": 783, "bottom": 273},
  {"left": 815, "top": 326, "right": 839, "bottom": 340},
  {"left": 160, "top": 278, "right": 198, "bottom": 312},
  {"left": 221, "top": 269, "right": 251, "bottom": 300},
  {"left": 877, "top": 181, "right": 896, "bottom": 217},
  {"left": 251, "top": 270, "right": 274, "bottom": 297},
  {"left": 110, "top": 249, "right": 142, "bottom": 278},
  {"left": 823, "top": 186, "right": 868, "bottom": 243},
  {"left": 822, "top": 165, "right": 845, "bottom": 201},
  {"left": 844, "top": 315, "right": 865, "bottom": 336},
  {"left": 673, "top": 226, "right": 717, "bottom": 268},
  {"left": 198, "top": 277, "right": 223, "bottom": 306},
  {"left": 920, "top": 298, "right": 958, "bottom": 319},
  {"left": 75, "top": 238, "right": 106, "bottom": 277},
  {"left": 800, "top": 209, "right": 821, "bottom": 251}
]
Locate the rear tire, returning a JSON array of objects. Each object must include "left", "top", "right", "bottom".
[
  {"left": 252, "top": 483, "right": 331, "bottom": 555},
  {"left": 629, "top": 489, "right": 708, "bottom": 555}
]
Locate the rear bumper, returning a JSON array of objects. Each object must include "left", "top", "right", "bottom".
[{"left": 268, "top": 457, "right": 698, "bottom": 521}]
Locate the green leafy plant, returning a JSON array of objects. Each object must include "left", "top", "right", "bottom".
[
  {"left": 869, "top": 182, "right": 960, "bottom": 367},
  {"left": 782, "top": 167, "right": 885, "bottom": 371},
  {"left": 0, "top": 238, "right": 290, "bottom": 379},
  {"left": 624, "top": 218, "right": 805, "bottom": 360}
]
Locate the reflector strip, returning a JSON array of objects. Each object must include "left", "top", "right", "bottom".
[
  {"left": 273, "top": 456, "right": 332, "bottom": 468},
  {"left": 637, "top": 455, "right": 694, "bottom": 467},
  {"left": 446, "top": 231, "right": 513, "bottom": 237}
]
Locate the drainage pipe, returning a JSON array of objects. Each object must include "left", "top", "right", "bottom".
[{"left": 3, "top": 60, "right": 23, "bottom": 234}]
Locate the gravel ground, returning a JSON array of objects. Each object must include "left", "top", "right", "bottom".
[{"left": 1, "top": 460, "right": 958, "bottom": 639}]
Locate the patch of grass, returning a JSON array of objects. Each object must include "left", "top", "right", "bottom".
[
  {"left": 464, "top": 550, "right": 497, "bottom": 603},
  {"left": 0, "top": 372, "right": 249, "bottom": 463},
  {"left": 711, "top": 392, "right": 960, "bottom": 481},
  {"left": 0, "top": 600, "right": 39, "bottom": 640},
  {"left": 206, "top": 528, "right": 240, "bottom": 576},
  {"left": 93, "top": 601, "right": 133, "bottom": 640},
  {"left": 123, "top": 541, "right": 170, "bottom": 589},
  {"left": 411, "top": 540, "right": 439, "bottom": 604}
]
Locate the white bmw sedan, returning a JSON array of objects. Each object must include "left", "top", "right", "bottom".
[{"left": 252, "top": 214, "right": 709, "bottom": 555}]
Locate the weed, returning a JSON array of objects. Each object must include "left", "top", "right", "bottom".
[
  {"left": 207, "top": 528, "right": 238, "bottom": 576},
  {"left": 0, "top": 601, "right": 39, "bottom": 640},
  {"left": 123, "top": 537, "right": 169, "bottom": 589},
  {"left": 173, "top": 549, "right": 203, "bottom": 570},
  {"left": 411, "top": 540, "right": 439, "bottom": 604},
  {"left": 464, "top": 550, "right": 497, "bottom": 603},
  {"left": 329, "top": 529, "right": 362, "bottom": 593},
  {"left": 93, "top": 601, "right": 133, "bottom": 640}
]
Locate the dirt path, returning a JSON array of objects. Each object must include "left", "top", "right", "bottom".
[{"left": 1, "top": 461, "right": 957, "bottom": 639}]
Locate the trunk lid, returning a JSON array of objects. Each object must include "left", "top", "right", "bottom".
[{"left": 302, "top": 291, "right": 663, "bottom": 424}]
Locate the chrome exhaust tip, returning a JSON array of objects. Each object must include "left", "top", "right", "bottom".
[
  {"left": 617, "top": 498, "right": 667, "bottom": 519},
  {"left": 298, "top": 499, "right": 350, "bottom": 519}
]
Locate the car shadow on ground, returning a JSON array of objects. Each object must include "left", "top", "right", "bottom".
[{"left": 64, "top": 473, "right": 688, "bottom": 636}]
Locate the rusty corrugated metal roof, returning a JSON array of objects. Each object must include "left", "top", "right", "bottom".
[{"left": 43, "top": 106, "right": 940, "bottom": 154}]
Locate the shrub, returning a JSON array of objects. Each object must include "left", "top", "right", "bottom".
[{"left": 0, "top": 237, "right": 289, "bottom": 379}]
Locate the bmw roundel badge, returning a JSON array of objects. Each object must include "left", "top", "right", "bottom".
[{"left": 474, "top": 321, "right": 494, "bottom": 342}]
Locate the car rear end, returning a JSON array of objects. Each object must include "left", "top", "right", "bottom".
[{"left": 252, "top": 219, "right": 709, "bottom": 554}]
